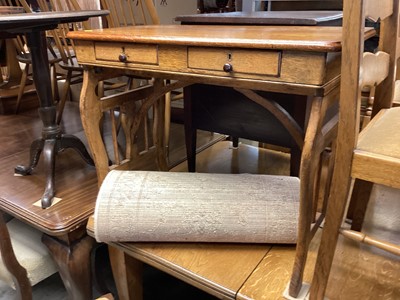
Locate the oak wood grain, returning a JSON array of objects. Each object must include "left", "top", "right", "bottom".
[
  {"left": 88, "top": 216, "right": 270, "bottom": 300},
  {"left": 68, "top": 25, "right": 374, "bottom": 52},
  {"left": 310, "top": 0, "right": 400, "bottom": 299}
]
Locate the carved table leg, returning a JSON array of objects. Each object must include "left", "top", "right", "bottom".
[
  {"left": 15, "top": 139, "right": 44, "bottom": 175},
  {"left": 14, "top": 29, "right": 94, "bottom": 209},
  {"left": 42, "top": 233, "right": 95, "bottom": 300}
]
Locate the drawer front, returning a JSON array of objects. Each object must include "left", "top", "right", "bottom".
[
  {"left": 188, "top": 47, "right": 281, "bottom": 76},
  {"left": 95, "top": 42, "right": 158, "bottom": 65}
]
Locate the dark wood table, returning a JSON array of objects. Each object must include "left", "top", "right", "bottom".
[
  {"left": 0, "top": 10, "right": 108, "bottom": 208},
  {"left": 176, "top": 10, "right": 343, "bottom": 25},
  {"left": 0, "top": 9, "right": 108, "bottom": 300}
]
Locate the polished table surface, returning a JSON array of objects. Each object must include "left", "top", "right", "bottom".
[
  {"left": 69, "top": 24, "right": 346, "bottom": 50},
  {"left": 68, "top": 25, "right": 374, "bottom": 92},
  {"left": 68, "top": 24, "right": 375, "bottom": 298},
  {"left": 0, "top": 10, "right": 107, "bottom": 38}
]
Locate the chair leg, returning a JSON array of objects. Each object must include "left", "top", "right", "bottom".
[
  {"left": 15, "top": 63, "right": 29, "bottom": 114},
  {"left": 309, "top": 168, "right": 352, "bottom": 299},
  {"left": 56, "top": 70, "right": 72, "bottom": 125},
  {"left": 50, "top": 63, "right": 59, "bottom": 103},
  {"left": 231, "top": 136, "right": 239, "bottom": 148},
  {"left": 164, "top": 89, "right": 172, "bottom": 160},
  {"left": 290, "top": 147, "right": 301, "bottom": 177},
  {"left": 346, "top": 179, "right": 373, "bottom": 231}
]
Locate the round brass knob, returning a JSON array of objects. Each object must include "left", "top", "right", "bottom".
[
  {"left": 118, "top": 53, "right": 127, "bottom": 62},
  {"left": 223, "top": 63, "right": 233, "bottom": 73}
]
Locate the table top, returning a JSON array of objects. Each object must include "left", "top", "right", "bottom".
[
  {"left": 68, "top": 24, "right": 375, "bottom": 52},
  {"left": 0, "top": 10, "right": 109, "bottom": 37},
  {"left": 176, "top": 10, "right": 343, "bottom": 26},
  {"left": 0, "top": 104, "right": 99, "bottom": 236}
]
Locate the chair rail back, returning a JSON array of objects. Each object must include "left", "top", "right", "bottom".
[{"left": 100, "top": 0, "right": 160, "bottom": 27}]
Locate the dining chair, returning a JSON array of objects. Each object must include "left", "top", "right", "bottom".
[
  {"left": 34, "top": 0, "right": 90, "bottom": 125},
  {"left": 100, "top": 0, "right": 159, "bottom": 27},
  {"left": 0, "top": 4, "right": 22, "bottom": 91},
  {"left": 100, "top": 0, "right": 181, "bottom": 160},
  {"left": 31, "top": 0, "right": 126, "bottom": 125},
  {"left": 309, "top": 0, "right": 400, "bottom": 299},
  {"left": 0, "top": 0, "right": 64, "bottom": 114}
]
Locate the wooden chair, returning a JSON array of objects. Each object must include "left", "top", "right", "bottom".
[
  {"left": 0, "top": 0, "right": 64, "bottom": 114},
  {"left": 14, "top": 37, "right": 62, "bottom": 114},
  {"left": 0, "top": 3, "right": 24, "bottom": 91},
  {"left": 309, "top": 0, "right": 400, "bottom": 298},
  {"left": 100, "top": 0, "right": 159, "bottom": 27},
  {"left": 33, "top": 0, "right": 91, "bottom": 125},
  {"left": 32, "top": 0, "right": 126, "bottom": 125},
  {"left": 99, "top": 0, "right": 181, "bottom": 160}
]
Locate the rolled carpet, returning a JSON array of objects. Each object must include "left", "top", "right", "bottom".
[{"left": 94, "top": 170, "right": 300, "bottom": 244}]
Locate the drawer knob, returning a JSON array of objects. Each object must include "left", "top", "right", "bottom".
[
  {"left": 223, "top": 63, "right": 233, "bottom": 73},
  {"left": 119, "top": 53, "right": 127, "bottom": 62}
]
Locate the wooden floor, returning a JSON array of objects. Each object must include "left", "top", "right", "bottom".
[{"left": 0, "top": 99, "right": 399, "bottom": 299}]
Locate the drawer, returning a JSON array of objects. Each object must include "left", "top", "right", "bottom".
[
  {"left": 188, "top": 47, "right": 281, "bottom": 76},
  {"left": 95, "top": 42, "right": 158, "bottom": 65}
]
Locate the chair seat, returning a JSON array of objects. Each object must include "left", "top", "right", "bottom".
[
  {"left": 352, "top": 107, "right": 400, "bottom": 187},
  {"left": 16, "top": 50, "right": 62, "bottom": 64},
  {"left": 59, "top": 57, "right": 82, "bottom": 72}
]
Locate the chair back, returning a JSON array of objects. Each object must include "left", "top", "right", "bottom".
[
  {"left": 339, "top": 0, "right": 399, "bottom": 150},
  {"left": 309, "top": 0, "right": 400, "bottom": 298},
  {"left": 34, "top": 0, "right": 90, "bottom": 66},
  {"left": 100, "top": 0, "right": 160, "bottom": 27},
  {"left": 1, "top": 0, "right": 28, "bottom": 57}
]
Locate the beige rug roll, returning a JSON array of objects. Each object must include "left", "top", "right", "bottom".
[{"left": 94, "top": 170, "right": 300, "bottom": 244}]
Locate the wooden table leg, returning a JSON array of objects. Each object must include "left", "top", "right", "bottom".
[
  {"left": 0, "top": 212, "right": 31, "bottom": 300},
  {"left": 289, "top": 88, "right": 339, "bottom": 297},
  {"left": 42, "top": 232, "right": 95, "bottom": 300},
  {"left": 13, "top": 29, "right": 93, "bottom": 208},
  {"left": 109, "top": 246, "right": 143, "bottom": 300}
]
